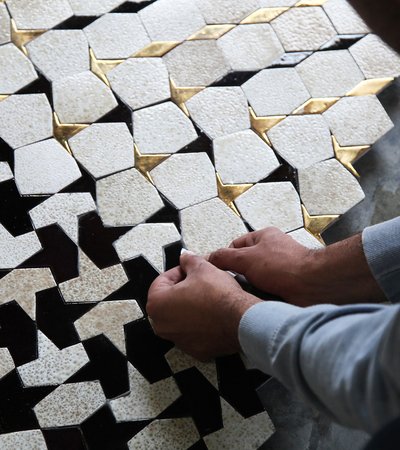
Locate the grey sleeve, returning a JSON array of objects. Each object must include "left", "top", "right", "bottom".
[{"left": 239, "top": 301, "right": 400, "bottom": 433}]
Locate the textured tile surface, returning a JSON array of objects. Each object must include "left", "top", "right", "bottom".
[
  {"left": 0, "top": 347, "right": 15, "bottom": 380},
  {"left": 288, "top": 228, "right": 324, "bottom": 250},
  {"left": 0, "top": 4, "right": 10, "bottom": 45},
  {"left": 0, "top": 162, "right": 13, "bottom": 183},
  {"left": 195, "top": 0, "right": 261, "bottom": 24},
  {"left": 68, "top": 0, "right": 126, "bottom": 15},
  {"left": 323, "top": 0, "right": 370, "bottom": 35},
  {"left": 0, "top": 431, "right": 47, "bottom": 450},
  {"left": 0, "top": 225, "right": 42, "bottom": 269}
]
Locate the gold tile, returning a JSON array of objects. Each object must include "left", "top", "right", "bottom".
[
  {"left": 0, "top": 95, "right": 9, "bottom": 102},
  {"left": 295, "top": 0, "right": 327, "bottom": 6},
  {"left": 302, "top": 204, "right": 339, "bottom": 245},
  {"left": 170, "top": 78, "right": 205, "bottom": 116},
  {"left": 216, "top": 173, "right": 253, "bottom": 216},
  {"left": 346, "top": 77, "right": 394, "bottom": 97},
  {"left": 134, "top": 144, "right": 170, "bottom": 183},
  {"left": 133, "top": 41, "right": 180, "bottom": 58},
  {"left": 292, "top": 97, "right": 339, "bottom": 115},
  {"left": 187, "top": 24, "right": 235, "bottom": 40},
  {"left": 241, "top": 7, "right": 289, "bottom": 24},
  {"left": 89, "top": 48, "right": 125, "bottom": 87},
  {"left": 332, "top": 135, "right": 370, "bottom": 178},
  {"left": 11, "top": 19, "right": 46, "bottom": 56},
  {"left": 249, "top": 107, "right": 285, "bottom": 144},
  {"left": 53, "top": 112, "right": 89, "bottom": 155}
]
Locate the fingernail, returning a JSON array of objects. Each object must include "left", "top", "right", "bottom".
[{"left": 181, "top": 248, "right": 196, "bottom": 256}]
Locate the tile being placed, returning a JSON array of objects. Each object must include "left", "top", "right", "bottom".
[
  {"left": 214, "top": 130, "right": 280, "bottom": 184},
  {"left": 26, "top": 30, "right": 89, "bottom": 82},
  {"left": 14, "top": 139, "right": 82, "bottom": 195},
  {"left": 0, "top": 347, "right": 15, "bottom": 380},
  {"left": 133, "top": 102, "right": 197, "bottom": 154},
  {"left": 180, "top": 197, "right": 247, "bottom": 255},
  {"left": 186, "top": 87, "right": 250, "bottom": 140},
  {"left": 323, "top": 0, "right": 370, "bottom": 35},
  {"left": 0, "top": 44, "right": 38, "bottom": 94},
  {"left": 0, "top": 431, "right": 47, "bottom": 450},
  {"left": 150, "top": 153, "right": 218, "bottom": 210},
  {"left": 69, "top": 123, "right": 135, "bottom": 179},
  {"left": 84, "top": 14, "right": 151, "bottom": 60},
  {"left": 323, "top": 96, "right": 393, "bottom": 146},
  {"left": 298, "top": 159, "right": 365, "bottom": 215},
  {"left": 242, "top": 68, "right": 310, "bottom": 116},
  {"left": 34, "top": 381, "right": 106, "bottom": 428},
  {"left": 0, "top": 225, "right": 42, "bottom": 269},
  {"left": 108, "top": 58, "right": 170, "bottom": 111},
  {"left": 0, "top": 162, "right": 13, "bottom": 183},
  {"left": 0, "top": 4, "right": 10, "bottom": 45},
  {"left": 114, "top": 223, "right": 181, "bottom": 272},
  {"left": 267, "top": 115, "right": 334, "bottom": 169},
  {"left": 195, "top": 0, "right": 261, "bottom": 24},
  {"left": 53, "top": 71, "right": 118, "bottom": 123},
  {"left": 97, "top": 168, "right": 164, "bottom": 227},
  {"left": 68, "top": 0, "right": 126, "bottom": 15},
  {"left": 288, "top": 228, "right": 324, "bottom": 250}
]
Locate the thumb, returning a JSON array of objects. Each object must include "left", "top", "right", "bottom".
[
  {"left": 208, "top": 248, "right": 247, "bottom": 274},
  {"left": 180, "top": 252, "right": 206, "bottom": 275}
]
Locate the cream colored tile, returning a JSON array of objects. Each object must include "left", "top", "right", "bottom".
[
  {"left": 259, "top": 0, "right": 296, "bottom": 5},
  {"left": 0, "top": 431, "right": 47, "bottom": 450},
  {"left": 195, "top": 0, "right": 261, "bottom": 24},
  {"left": 323, "top": 0, "right": 370, "bottom": 35},
  {"left": 0, "top": 4, "right": 10, "bottom": 45},
  {"left": 288, "top": 228, "right": 324, "bottom": 250},
  {"left": 68, "top": 0, "right": 125, "bottom": 15},
  {"left": 0, "top": 162, "right": 13, "bottom": 183},
  {"left": 0, "top": 347, "right": 15, "bottom": 380},
  {"left": 0, "top": 225, "right": 42, "bottom": 269}
]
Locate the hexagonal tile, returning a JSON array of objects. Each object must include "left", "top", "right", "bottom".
[
  {"left": 195, "top": 0, "right": 261, "bottom": 24},
  {"left": 323, "top": 0, "right": 369, "bottom": 35},
  {"left": 0, "top": 4, "right": 10, "bottom": 45},
  {"left": 68, "top": 0, "right": 126, "bottom": 15}
]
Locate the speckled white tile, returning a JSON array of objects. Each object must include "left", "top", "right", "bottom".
[
  {"left": 0, "top": 162, "right": 13, "bottom": 183},
  {"left": 186, "top": 87, "right": 250, "bottom": 140},
  {"left": 0, "top": 4, "right": 10, "bottom": 45},
  {"left": 139, "top": 0, "right": 206, "bottom": 42},
  {"left": 151, "top": 153, "right": 217, "bottom": 210},
  {"left": 195, "top": 0, "right": 261, "bottom": 24},
  {"left": 128, "top": 418, "right": 199, "bottom": 450},
  {"left": 108, "top": 58, "right": 170, "bottom": 111},
  {"left": 26, "top": 30, "right": 89, "bottom": 82},
  {"left": 180, "top": 197, "right": 247, "bottom": 255},
  {"left": 267, "top": 115, "right": 334, "bottom": 169},
  {"left": 59, "top": 251, "right": 128, "bottom": 303},
  {"left": 242, "top": 68, "right": 310, "bottom": 116},
  {"left": 298, "top": 158, "right": 365, "bottom": 215},
  {"left": 215, "top": 131, "right": 279, "bottom": 185},
  {"left": 296, "top": 50, "right": 364, "bottom": 98},
  {"left": 0, "top": 431, "right": 47, "bottom": 450},
  {"left": 0, "top": 268, "right": 55, "bottom": 320},
  {"left": 133, "top": 102, "right": 197, "bottom": 155},
  {"left": 68, "top": 0, "right": 125, "bottom": 15},
  {"left": 0, "top": 347, "right": 15, "bottom": 380},
  {"left": 110, "top": 363, "right": 180, "bottom": 421},
  {"left": 114, "top": 224, "right": 181, "bottom": 272},
  {"left": 74, "top": 300, "right": 143, "bottom": 353},
  {"left": 97, "top": 168, "right": 164, "bottom": 227},
  {"left": 85, "top": 13, "right": 151, "bottom": 59},
  {"left": 0, "top": 225, "right": 42, "bottom": 269},
  {"left": 288, "top": 228, "right": 324, "bottom": 250},
  {"left": 0, "top": 44, "right": 38, "bottom": 94},
  {"left": 323, "top": 0, "right": 370, "bottom": 35},
  {"left": 15, "top": 139, "right": 81, "bottom": 195},
  {"left": 259, "top": 0, "right": 297, "bottom": 5},
  {"left": 29, "top": 193, "right": 96, "bottom": 243},
  {"left": 323, "top": 95, "right": 394, "bottom": 146},
  {"left": 34, "top": 381, "right": 106, "bottom": 427},
  {"left": 271, "top": 7, "right": 336, "bottom": 52},
  {"left": 53, "top": 71, "right": 118, "bottom": 123},
  {"left": 236, "top": 182, "right": 303, "bottom": 232},
  {"left": 217, "top": 24, "right": 284, "bottom": 72},
  {"left": 69, "top": 123, "right": 135, "bottom": 179},
  {"left": 349, "top": 34, "right": 400, "bottom": 79}
]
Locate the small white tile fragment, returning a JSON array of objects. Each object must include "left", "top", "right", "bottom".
[
  {"left": 298, "top": 159, "right": 365, "bottom": 215},
  {"left": 27, "top": 30, "right": 89, "bottom": 82},
  {"left": 69, "top": 122, "right": 135, "bottom": 179},
  {"left": 186, "top": 87, "right": 250, "bottom": 140},
  {"left": 0, "top": 347, "right": 15, "bottom": 380},
  {"left": 0, "top": 431, "right": 47, "bottom": 450},
  {"left": 53, "top": 71, "right": 118, "bottom": 123},
  {"left": 288, "top": 228, "right": 324, "bottom": 250},
  {"left": 217, "top": 24, "right": 284, "bottom": 72},
  {"left": 15, "top": 139, "right": 81, "bottom": 195},
  {"left": 243, "top": 68, "right": 310, "bottom": 116},
  {"left": 268, "top": 115, "right": 334, "bottom": 169},
  {"left": 0, "top": 43, "right": 38, "bottom": 94},
  {"left": 323, "top": 0, "right": 369, "bottom": 35},
  {"left": 0, "top": 225, "right": 42, "bottom": 269},
  {"left": 180, "top": 197, "right": 247, "bottom": 255},
  {"left": 151, "top": 153, "right": 217, "bottom": 210},
  {"left": 97, "top": 168, "right": 164, "bottom": 227},
  {"left": 85, "top": 13, "right": 151, "bottom": 59},
  {"left": 0, "top": 4, "right": 10, "bottom": 45},
  {"left": 195, "top": 0, "right": 261, "bottom": 24},
  {"left": 34, "top": 381, "right": 106, "bottom": 427},
  {"left": 0, "top": 162, "right": 13, "bottom": 183},
  {"left": 133, "top": 102, "right": 197, "bottom": 155},
  {"left": 108, "top": 58, "right": 170, "bottom": 111},
  {"left": 214, "top": 130, "right": 280, "bottom": 184},
  {"left": 323, "top": 96, "right": 394, "bottom": 146},
  {"left": 68, "top": 0, "right": 125, "bottom": 15}
]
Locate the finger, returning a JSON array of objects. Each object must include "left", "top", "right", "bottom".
[
  {"left": 180, "top": 252, "right": 206, "bottom": 275},
  {"left": 208, "top": 247, "right": 248, "bottom": 274},
  {"left": 229, "top": 231, "right": 259, "bottom": 248},
  {"left": 148, "top": 266, "right": 185, "bottom": 295}
]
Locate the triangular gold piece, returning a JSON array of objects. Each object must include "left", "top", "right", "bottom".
[
  {"left": 187, "top": 24, "right": 235, "bottom": 40},
  {"left": 249, "top": 107, "right": 285, "bottom": 143},
  {"left": 134, "top": 41, "right": 180, "bottom": 58},
  {"left": 90, "top": 49, "right": 124, "bottom": 87},
  {"left": 295, "top": 0, "right": 327, "bottom": 6},
  {"left": 0, "top": 95, "right": 9, "bottom": 102},
  {"left": 241, "top": 7, "right": 289, "bottom": 24},
  {"left": 11, "top": 19, "right": 46, "bottom": 56},
  {"left": 346, "top": 78, "right": 394, "bottom": 97},
  {"left": 53, "top": 112, "right": 89, "bottom": 155},
  {"left": 302, "top": 205, "right": 339, "bottom": 245},
  {"left": 332, "top": 136, "right": 370, "bottom": 178},
  {"left": 134, "top": 145, "right": 170, "bottom": 183},
  {"left": 216, "top": 173, "right": 253, "bottom": 216},
  {"left": 170, "top": 79, "right": 204, "bottom": 116},
  {"left": 292, "top": 97, "right": 339, "bottom": 115}
]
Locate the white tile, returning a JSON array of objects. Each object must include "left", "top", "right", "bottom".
[
  {"left": 114, "top": 223, "right": 181, "bottom": 272},
  {"left": 68, "top": 0, "right": 125, "bottom": 15},
  {"left": 139, "top": 0, "right": 206, "bottom": 42},
  {"left": 59, "top": 251, "right": 128, "bottom": 303},
  {"left": 195, "top": 0, "right": 261, "bottom": 24},
  {"left": 0, "top": 347, "right": 15, "bottom": 380},
  {"left": 74, "top": 300, "right": 143, "bottom": 353},
  {"left": 214, "top": 130, "right": 280, "bottom": 184},
  {"left": 349, "top": 34, "right": 400, "bottom": 79},
  {"left": 0, "top": 162, "right": 13, "bottom": 183},
  {"left": 29, "top": 193, "right": 96, "bottom": 243},
  {"left": 296, "top": 50, "right": 364, "bottom": 98},
  {"left": 217, "top": 24, "right": 284, "bottom": 72},
  {"left": 15, "top": 139, "right": 81, "bottom": 195},
  {"left": 0, "top": 268, "right": 55, "bottom": 320},
  {"left": 0, "top": 225, "right": 42, "bottom": 269},
  {"left": 27, "top": 30, "right": 89, "bottom": 82},
  {"left": 267, "top": 115, "right": 334, "bottom": 169},
  {"left": 0, "top": 431, "right": 47, "bottom": 450},
  {"left": 97, "top": 168, "right": 164, "bottom": 227},
  {"left": 133, "top": 102, "right": 197, "bottom": 155},
  {"left": 243, "top": 68, "right": 310, "bottom": 116},
  {"left": 323, "top": 95, "right": 393, "bottom": 146},
  {"left": 164, "top": 40, "right": 231, "bottom": 87},
  {"left": 259, "top": 0, "right": 297, "bottom": 5},
  {"left": 323, "top": 0, "right": 369, "bottom": 35},
  {"left": 0, "top": 4, "right": 10, "bottom": 45},
  {"left": 271, "top": 7, "right": 336, "bottom": 52},
  {"left": 53, "top": 70, "right": 118, "bottom": 123},
  {"left": 85, "top": 13, "right": 151, "bottom": 59},
  {"left": 288, "top": 228, "right": 324, "bottom": 250},
  {"left": 298, "top": 158, "right": 365, "bottom": 215},
  {"left": 180, "top": 197, "right": 247, "bottom": 255},
  {"left": 108, "top": 58, "right": 170, "bottom": 111},
  {"left": 110, "top": 363, "right": 181, "bottom": 421},
  {"left": 186, "top": 87, "right": 250, "bottom": 140},
  {"left": 34, "top": 381, "right": 106, "bottom": 427},
  {"left": 69, "top": 122, "right": 135, "bottom": 179},
  {"left": 0, "top": 43, "right": 38, "bottom": 94},
  {"left": 151, "top": 153, "right": 217, "bottom": 210}
]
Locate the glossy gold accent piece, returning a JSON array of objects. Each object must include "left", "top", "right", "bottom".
[
  {"left": 249, "top": 107, "right": 285, "bottom": 145},
  {"left": 11, "top": 19, "right": 46, "bottom": 56},
  {"left": 0, "top": 95, "right": 9, "bottom": 102},
  {"left": 241, "top": 7, "right": 289, "bottom": 24},
  {"left": 292, "top": 97, "right": 339, "bottom": 115},
  {"left": 90, "top": 48, "right": 124, "bottom": 87},
  {"left": 332, "top": 135, "right": 370, "bottom": 178},
  {"left": 302, "top": 204, "right": 339, "bottom": 245},
  {"left": 134, "top": 145, "right": 170, "bottom": 183},
  {"left": 134, "top": 41, "right": 180, "bottom": 58},
  {"left": 170, "top": 79, "right": 204, "bottom": 116},
  {"left": 53, "top": 112, "right": 89, "bottom": 155},
  {"left": 187, "top": 24, "right": 235, "bottom": 40},
  {"left": 295, "top": 0, "right": 327, "bottom": 6},
  {"left": 346, "top": 77, "right": 394, "bottom": 97},
  {"left": 216, "top": 173, "right": 253, "bottom": 216}
]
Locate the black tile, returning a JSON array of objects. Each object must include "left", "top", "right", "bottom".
[
  {"left": 111, "top": 0, "right": 157, "bottom": 13},
  {"left": 178, "top": 132, "right": 215, "bottom": 166},
  {"left": 60, "top": 164, "right": 97, "bottom": 201},
  {"left": 96, "top": 99, "right": 133, "bottom": 132},
  {"left": 16, "top": 74, "right": 54, "bottom": 107},
  {"left": 164, "top": 241, "right": 183, "bottom": 271},
  {"left": 146, "top": 197, "right": 181, "bottom": 232},
  {"left": 188, "top": 440, "right": 209, "bottom": 450},
  {"left": 43, "top": 427, "right": 87, "bottom": 450},
  {"left": 211, "top": 71, "right": 259, "bottom": 87},
  {"left": 320, "top": 34, "right": 365, "bottom": 51},
  {"left": 0, "top": 137, "right": 14, "bottom": 169},
  {"left": 157, "top": 395, "right": 190, "bottom": 420},
  {"left": 260, "top": 158, "right": 299, "bottom": 194},
  {"left": 54, "top": 15, "right": 97, "bottom": 29}
]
